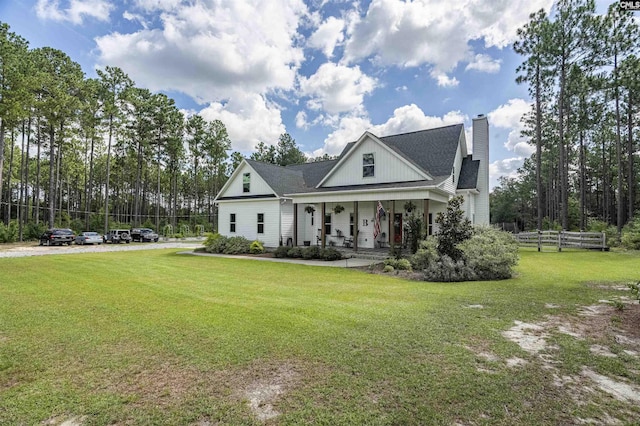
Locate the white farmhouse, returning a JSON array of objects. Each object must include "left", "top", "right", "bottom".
[{"left": 214, "top": 115, "right": 489, "bottom": 249}]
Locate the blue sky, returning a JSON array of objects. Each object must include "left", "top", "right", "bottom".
[{"left": 1, "top": 0, "right": 613, "bottom": 189}]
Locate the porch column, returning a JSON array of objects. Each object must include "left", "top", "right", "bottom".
[
  {"left": 353, "top": 201, "right": 358, "bottom": 252},
  {"left": 390, "top": 200, "right": 396, "bottom": 248},
  {"left": 321, "top": 202, "right": 326, "bottom": 248},
  {"left": 293, "top": 203, "right": 298, "bottom": 246},
  {"left": 423, "top": 199, "right": 430, "bottom": 237}
]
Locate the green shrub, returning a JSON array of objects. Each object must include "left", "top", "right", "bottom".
[
  {"left": 250, "top": 240, "right": 265, "bottom": 254},
  {"left": 435, "top": 195, "right": 472, "bottom": 261},
  {"left": 459, "top": 226, "right": 519, "bottom": 280},
  {"left": 25, "top": 222, "right": 47, "bottom": 241},
  {"left": 410, "top": 238, "right": 438, "bottom": 270},
  {"left": 274, "top": 246, "right": 290, "bottom": 258},
  {"left": 383, "top": 265, "right": 395, "bottom": 273},
  {"left": 273, "top": 246, "right": 289, "bottom": 259},
  {"left": 203, "top": 233, "right": 227, "bottom": 253},
  {"left": 302, "top": 246, "right": 321, "bottom": 259},
  {"left": 287, "top": 247, "right": 303, "bottom": 258},
  {"left": 384, "top": 257, "right": 412, "bottom": 271},
  {"left": 621, "top": 217, "right": 640, "bottom": 250},
  {"left": 423, "top": 255, "right": 476, "bottom": 282},
  {"left": 223, "top": 236, "right": 252, "bottom": 254},
  {"left": 321, "top": 247, "right": 342, "bottom": 261},
  {"left": 0, "top": 221, "right": 18, "bottom": 243}
]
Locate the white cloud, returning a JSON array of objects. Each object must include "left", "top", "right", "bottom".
[
  {"left": 132, "top": 0, "right": 181, "bottom": 12},
  {"left": 488, "top": 98, "right": 534, "bottom": 156},
  {"left": 35, "top": 0, "right": 113, "bottom": 25},
  {"left": 295, "top": 110, "right": 308, "bottom": 129},
  {"left": 431, "top": 71, "right": 459, "bottom": 88},
  {"left": 299, "top": 62, "right": 377, "bottom": 115},
  {"left": 95, "top": 0, "right": 307, "bottom": 103},
  {"left": 489, "top": 157, "right": 525, "bottom": 189},
  {"left": 342, "top": 0, "right": 553, "bottom": 83},
  {"left": 122, "top": 11, "right": 149, "bottom": 29},
  {"left": 198, "top": 92, "right": 286, "bottom": 152},
  {"left": 307, "top": 16, "right": 345, "bottom": 58},
  {"left": 313, "top": 104, "right": 468, "bottom": 156},
  {"left": 465, "top": 54, "right": 502, "bottom": 73}
]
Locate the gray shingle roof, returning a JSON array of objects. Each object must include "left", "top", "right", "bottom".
[
  {"left": 457, "top": 156, "right": 479, "bottom": 190},
  {"left": 242, "top": 124, "right": 472, "bottom": 196},
  {"left": 379, "top": 124, "right": 463, "bottom": 177}
]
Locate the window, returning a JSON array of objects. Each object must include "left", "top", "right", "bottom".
[
  {"left": 452, "top": 166, "right": 455, "bottom": 183},
  {"left": 363, "top": 153, "right": 375, "bottom": 177},
  {"left": 324, "top": 213, "right": 332, "bottom": 235},
  {"left": 428, "top": 213, "right": 433, "bottom": 236},
  {"left": 230, "top": 213, "right": 236, "bottom": 233},
  {"left": 257, "top": 213, "right": 264, "bottom": 234},
  {"left": 243, "top": 173, "right": 250, "bottom": 193},
  {"left": 311, "top": 210, "right": 314, "bottom": 226},
  {"left": 350, "top": 213, "right": 354, "bottom": 237}
]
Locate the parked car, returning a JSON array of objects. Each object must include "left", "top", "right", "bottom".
[
  {"left": 103, "top": 229, "right": 132, "bottom": 244},
  {"left": 130, "top": 228, "right": 159, "bottom": 242},
  {"left": 75, "top": 231, "right": 103, "bottom": 245},
  {"left": 39, "top": 228, "right": 75, "bottom": 246}
]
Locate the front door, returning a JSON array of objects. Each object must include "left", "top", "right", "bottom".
[{"left": 393, "top": 213, "right": 402, "bottom": 244}]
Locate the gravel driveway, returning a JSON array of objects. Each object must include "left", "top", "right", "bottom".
[{"left": 0, "top": 241, "right": 203, "bottom": 258}]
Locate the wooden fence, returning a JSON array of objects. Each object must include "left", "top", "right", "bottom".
[{"left": 515, "top": 230, "right": 607, "bottom": 252}]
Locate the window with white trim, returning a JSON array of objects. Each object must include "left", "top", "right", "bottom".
[
  {"left": 257, "top": 213, "right": 264, "bottom": 234},
  {"left": 363, "top": 153, "right": 375, "bottom": 177},
  {"left": 243, "top": 173, "right": 250, "bottom": 193},
  {"left": 230, "top": 213, "right": 236, "bottom": 233},
  {"left": 324, "top": 213, "right": 332, "bottom": 235}
]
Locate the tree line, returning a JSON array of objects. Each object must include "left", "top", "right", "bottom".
[
  {"left": 0, "top": 22, "right": 312, "bottom": 241},
  {"left": 491, "top": 1, "right": 639, "bottom": 233}
]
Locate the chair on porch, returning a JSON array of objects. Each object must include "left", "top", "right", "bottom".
[
  {"left": 376, "top": 232, "right": 388, "bottom": 248},
  {"left": 343, "top": 236, "right": 353, "bottom": 248}
]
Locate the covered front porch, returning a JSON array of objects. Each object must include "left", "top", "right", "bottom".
[{"left": 288, "top": 188, "right": 450, "bottom": 251}]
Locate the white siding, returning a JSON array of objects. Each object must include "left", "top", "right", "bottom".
[
  {"left": 472, "top": 116, "right": 490, "bottom": 225},
  {"left": 322, "top": 136, "right": 426, "bottom": 187},
  {"left": 218, "top": 162, "right": 274, "bottom": 198},
  {"left": 218, "top": 199, "right": 281, "bottom": 247},
  {"left": 441, "top": 140, "right": 464, "bottom": 194},
  {"left": 280, "top": 200, "right": 294, "bottom": 245}
]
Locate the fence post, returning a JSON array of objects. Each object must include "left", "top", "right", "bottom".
[
  {"left": 558, "top": 230, "right": 562, "bottom": 252},
  {"left": 537, "top": 229, "right": 541, "bottom": 252},
  {"left": 602, "top": 231, "right": 606, "bottom": 252}
]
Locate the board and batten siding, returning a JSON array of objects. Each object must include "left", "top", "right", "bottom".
[
  {"left": 322, "top": 136, "right": 426, "bottom": 188},
  {"left": 218, "top": 199, "right": 281, "bottom": 247},
  {"left": 472, "top": 115, "right": 490, "bottom": 225},
  {"left": 440, "top": 140, "right": 465, "bottom": 194},
  {"left": 219, "top": 162, "right": 274, "bottom": 198},
  {"left": 280, "top": 199, "right": 294, "bottom": 245}
]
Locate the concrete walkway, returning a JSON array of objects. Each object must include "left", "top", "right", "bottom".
[{"left": 184, "top": 251, "right": 380, "bottom": 268}]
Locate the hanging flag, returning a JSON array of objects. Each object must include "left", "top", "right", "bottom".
[{"left": 374, "top": 201, "right": 385, "bottom": 239}]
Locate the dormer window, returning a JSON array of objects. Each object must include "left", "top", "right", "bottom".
[
  {"left": 243, "top": 173, "right": 250, "bottom": 192},
  {"left": 363, "top": 153, "right": 375, "bottom": 177}
]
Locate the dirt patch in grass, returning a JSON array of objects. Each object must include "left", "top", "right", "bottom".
[{"left": 97, "top": 357, "right": 324, "bottom": 422}]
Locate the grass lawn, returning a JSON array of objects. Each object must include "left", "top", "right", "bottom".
[{"left": 1, "top": 248, "right": 640, "bottom": 425}]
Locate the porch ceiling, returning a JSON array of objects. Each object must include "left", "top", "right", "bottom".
[{"left": 290, "top": 187, "right": 450, "bottom": 204}]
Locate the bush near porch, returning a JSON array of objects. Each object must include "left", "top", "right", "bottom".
[{"left": 394, "top": 196, "right": 519, "bottom": 282}]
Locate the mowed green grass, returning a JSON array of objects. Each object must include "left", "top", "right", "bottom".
[{"left": 1, "top": 249, "right": 639, "bottom": 425}]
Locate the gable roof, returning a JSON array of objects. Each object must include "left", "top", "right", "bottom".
[
  {"left": 217, "top": 123, "right": 472, "bottom": 200},
  {"left": 337, "top": 124, "right": 464, "bottom": 178},
  {"left": 457, "top": 156, "right": 480, "bottom": 190}
]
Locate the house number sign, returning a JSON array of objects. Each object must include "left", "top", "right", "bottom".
[{"left": 362, "top": 219, "right": 368, "bottom": 226}]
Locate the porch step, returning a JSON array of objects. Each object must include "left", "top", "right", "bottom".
[{"left": 336, "top": 247, "right": 406, "bottom": 261}]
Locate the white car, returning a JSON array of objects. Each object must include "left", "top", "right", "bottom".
[{"left": 75, "top": 231, "right": 103, "bottom": 245}]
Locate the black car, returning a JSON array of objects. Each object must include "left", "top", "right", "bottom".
[
  {"left": 130, "top": 228, "right": 159, "bottom": 242},
  {"left": 39, "top": 228, "right": 75, "bottom": 246}
]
